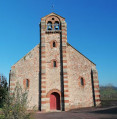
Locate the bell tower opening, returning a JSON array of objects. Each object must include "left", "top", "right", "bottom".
[
  {"left": 45, "top": 15, "right": 61, "bottom": 32},
  {"left": 54, "top": 21, "right": 60, "bottom": 30},
  {"left": 47, "top": 21, "right": 52, "bottom": 30}
]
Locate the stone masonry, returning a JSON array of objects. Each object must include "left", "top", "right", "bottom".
[{"left": 10, "top": 13, "right": 101, "bottom": 112}]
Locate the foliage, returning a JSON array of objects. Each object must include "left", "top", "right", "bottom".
[
  {"left": 0, "top": 108, "right": 4, "bottom": 119},
  {"left": 2, "top": 83, "right": 32, "bottom": 119},
  {"left": 100, "top": 84, "right": 117, "bottom": 100},
  {"left": 0, "top": 74, "right": 8, "bottom": 108},
  {"left": 0, "top": 114, "right": 4, "bottom": 119}
]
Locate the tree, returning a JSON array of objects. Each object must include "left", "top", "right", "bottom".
[
  {"left": 0, "top": 74, "right": 8, "bottom": 108},
  {"left": 100, "top": 84, "right": 117, "bottom": 100}
]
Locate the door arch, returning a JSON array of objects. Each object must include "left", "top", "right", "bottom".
[{"left": 50, "top": 92, "right": 60, "bottom": 110}]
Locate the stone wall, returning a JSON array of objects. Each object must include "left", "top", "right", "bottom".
[
  {"left": 10, "top": 44, "right": 39, "bottom": 110},
  {"left": 67, "top": 44, "right": 99, "bottom": 109}
]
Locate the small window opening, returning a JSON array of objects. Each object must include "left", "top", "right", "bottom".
[
  {"left": 81, "top": 78, "right": 84, "bottom": 86},
  {"left": 53, "top": 61, "right": 56, "bottom": 67},
  {"left": 52, "top": 18, "right": 54, "bottom": 20},
  {"left": 26, "top": 79, "right": 29, "bottom": 88},
  {"left": 53, "top": 41, "right": 56, "bottom": 47}
]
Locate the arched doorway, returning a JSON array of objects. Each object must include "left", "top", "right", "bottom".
[{"left": 50, "top": 92, "right": 60, "bottom": 110}]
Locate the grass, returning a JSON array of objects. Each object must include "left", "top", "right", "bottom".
[
  {"left": 101, "top": 100, "right": 117, "bottom": 107},
  {"left": 100, "top": 85, "right": 117, "bottom": 107},
  {"left": 0, "top": 108, "right": 4, "bottom": 119}
]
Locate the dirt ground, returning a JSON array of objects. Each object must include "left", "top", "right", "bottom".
[{"left": 34, "top": 106, "right": 117, "bottom": 119}]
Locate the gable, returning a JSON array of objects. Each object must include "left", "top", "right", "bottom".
[
  {"left": 67, "top": 43, "right": 96, "bottom": 65},
  {"left": 11, "top": 44, "right": 40, "bottom": 68}
]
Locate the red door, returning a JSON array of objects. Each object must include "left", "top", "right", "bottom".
[{"left": 50, "top": 92, "right": 60, "bottom": 110}]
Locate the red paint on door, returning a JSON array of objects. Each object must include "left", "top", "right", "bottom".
[{"left": 50, "top": 92, "right": 60, "bottom": 110}]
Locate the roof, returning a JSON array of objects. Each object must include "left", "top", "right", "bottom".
[{"left": 41, "top": 12, "right": 65, "bottom": 19}]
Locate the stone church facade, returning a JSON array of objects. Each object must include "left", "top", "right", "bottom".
[{"left": 9, "top": 13, "right": 101, "bottom": 112}]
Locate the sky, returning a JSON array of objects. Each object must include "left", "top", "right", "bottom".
[{"left": 0, "top": 0, "right": 117, "bottom": 86}]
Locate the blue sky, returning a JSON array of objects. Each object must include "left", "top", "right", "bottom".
[{"left": 0, "top": 0, "right": 117, "bottom": 86}]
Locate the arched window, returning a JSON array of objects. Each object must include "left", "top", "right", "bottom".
[
  {"left": 47, "top": 21, "right": 52, "bottom": 30},
  {"left": 53, "top": 61, "right": 56, "bottom": 67},
  {"left": 53, "top": 41, "right": 56, "bottom": 47},
  {"left": 80, "top": 78, "right": 84, "bottom": 86},
  {"left": 54, "top": 21, "right": 59, "bottom": 30},
  {"left": 26, "top": 79, "right": 29, "bottom": 88}
]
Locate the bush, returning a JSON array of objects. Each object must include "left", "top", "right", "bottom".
[
  {"left": 0, "top": 115, "right": 4, "bottom": 119},
  {"left": 2, "top": 83, "right": 32, "bottom": 119}
]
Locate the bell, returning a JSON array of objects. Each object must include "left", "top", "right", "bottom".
[
  {"left": 55, "top": 25, "right": 59, "bottom": 30},
  {"left": 48, "top": 25, "right": 52, "bottom": 30}
]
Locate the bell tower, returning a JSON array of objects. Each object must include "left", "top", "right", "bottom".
[{"left": 39, "top": 13, "right": 69, "bottom": 111}]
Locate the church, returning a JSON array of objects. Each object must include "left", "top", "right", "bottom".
[{"left": 9, "top": 13, "right": 101, "bottom": 112}]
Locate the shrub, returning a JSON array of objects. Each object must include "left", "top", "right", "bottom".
[{"left": 2, "top": 83, "right": 32, "bottom": 119}]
